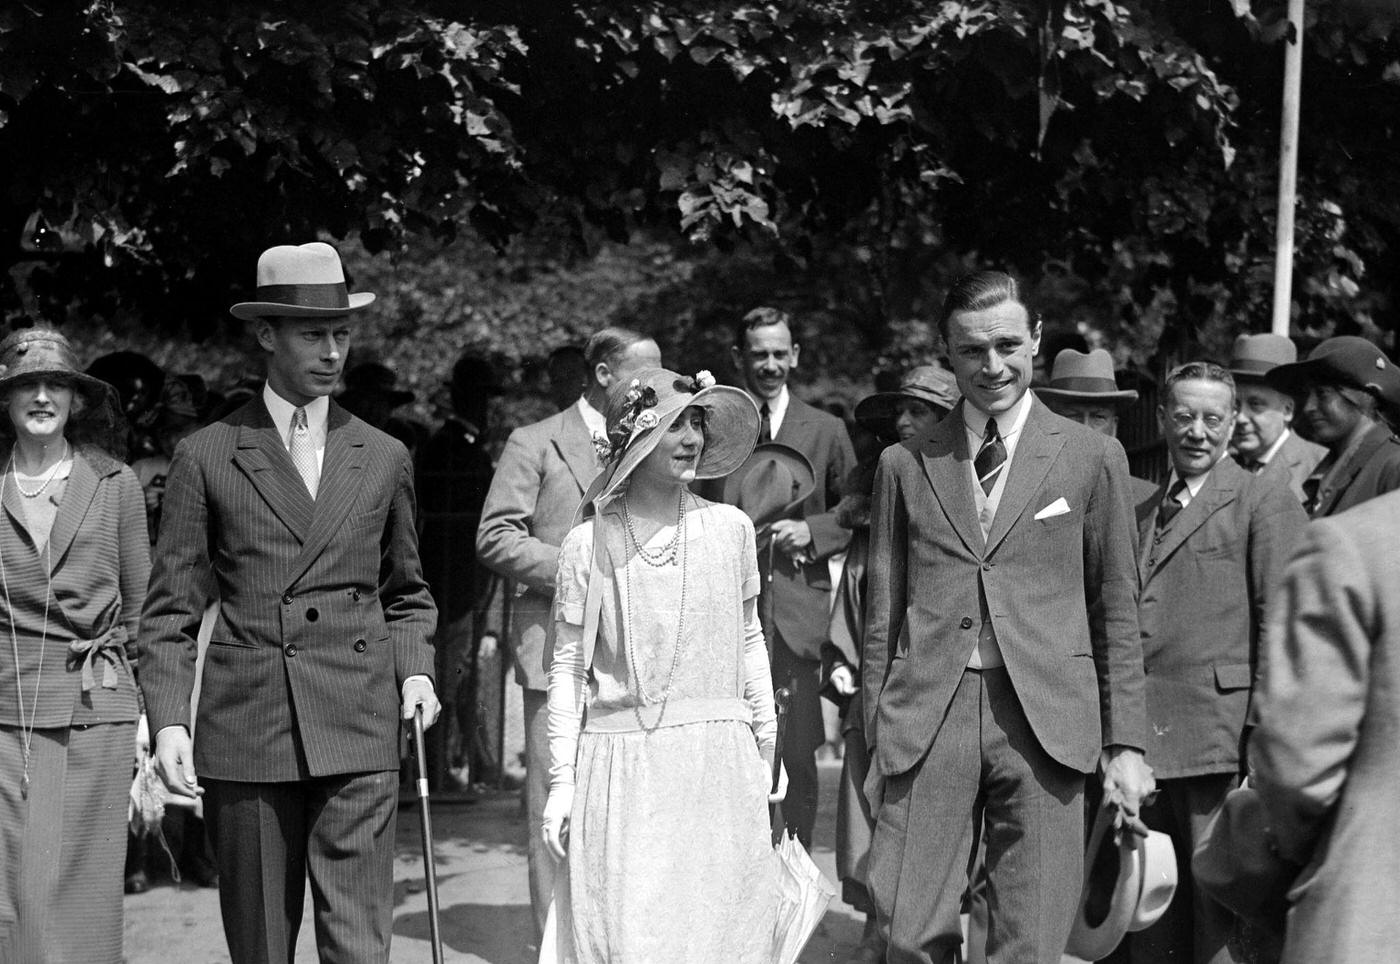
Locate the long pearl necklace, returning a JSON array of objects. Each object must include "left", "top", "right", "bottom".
[
  {"left": 621, "top": 490, "right": 690, "bottom": 732},
  {"left": 2, "top": 467, "right": 54, "bottom": 800}
]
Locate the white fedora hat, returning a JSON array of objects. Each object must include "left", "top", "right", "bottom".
[
  {"left": 230, "top": 242, "right": 376, "bottom": 320},
  {"left": 1066, "top": 804, "right": 1178, "bottom": 960}
]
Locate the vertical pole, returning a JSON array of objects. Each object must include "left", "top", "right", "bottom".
[{"left": 1272, "top": 0, "right": 1306, "bottom": 337}]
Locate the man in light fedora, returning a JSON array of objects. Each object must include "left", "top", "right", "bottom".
[
  {"left": 1035, "top": 348, "right": 1158, "bottom": 506},
  {"left": 1265, "top": 334, "right": 1400, "bottom": 517},
  {"left": 140, "top": 241, "right": 441, "bottom": 964},
  {"left": 1226, "top": 333, "right": 1326, "bottom": 504},
  {"left": 475, "top": 325, "right": 661, "bottom": 937}
]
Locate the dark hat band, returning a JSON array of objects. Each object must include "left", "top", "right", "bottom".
[
  {"left": 1229, "top": 359, "right": 1274, "bottom": 377},
  {"left": 254, "top": 282, "right": 350, "bottom": 311},
  {"left": 1048, "top": 375, "right": 1121, "bottom": 394}
]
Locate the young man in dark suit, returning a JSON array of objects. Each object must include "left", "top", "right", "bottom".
[
  {"left": 140, "top": 242, "right": 440, "bottom": 964},
  {"left": 862, "top": 271, "right": 1153, "bottom": 964},
  {"left": 718, "top": 307, "right": 855, "bottom": 848}
]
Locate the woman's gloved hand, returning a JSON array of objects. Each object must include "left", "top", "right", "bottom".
[{"left": 542, "top": 785, "right": 575, "bottom": 861}]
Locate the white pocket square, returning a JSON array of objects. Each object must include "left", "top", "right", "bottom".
[{"left": 1034, "top": 498, "right": 1071, "bottom": 520}]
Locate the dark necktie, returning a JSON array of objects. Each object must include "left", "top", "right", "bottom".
[
  {"left": 1156, "top": 478, "right": 1188, "bottom": 529},
  {"left": 759, "top": 402, "right": 772, "bottom": 444},
  {"left": 974, "top": 417, "right": 1006, "bottom": 496},
  {"left": 1301, "top": 475, "right": 1322, "bottom": 515},
  {"left": 1245, "top": 459, "right": 1266, "bottom": 474}
]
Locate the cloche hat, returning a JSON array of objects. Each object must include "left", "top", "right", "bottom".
[
  {"left": 0, "top": 328, "right": 126, "bottom": 453},
  {"left": 579, "top": 368, "right": 760, "bottom": 513},
  {"left": 230, "top": 242, "right": 376, "bottom": 320},
  {"left": 855, "top": 366, "right": 960, "bottom": 441},
  {"left": 1265, "top": 335, "right": 1400, "bottom": 406}
]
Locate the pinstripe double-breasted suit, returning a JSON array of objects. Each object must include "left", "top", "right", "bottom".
[{"left": 139, "top": 394, "right": 436, "bottom": 963}]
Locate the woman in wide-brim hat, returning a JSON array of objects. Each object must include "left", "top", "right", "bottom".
[
  {"left": 0, "top": 328, "right": 150, "bottom": 963},
  {"left": 539, "top": 367, "right": 783, "bottom": 963}
]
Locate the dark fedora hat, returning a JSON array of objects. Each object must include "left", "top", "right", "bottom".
[
  {"left": 230, "top": 242, "right": 375, "bottom": 320},
  {"left": 1265, "top": 335, "right": 1400, "bottom": 406},
  {"left": 1035, "top": 349, "right": 1138, "bottom": 404},
  {"left": 720, "top": 442, "right": 816, "bottom": 543},
  {"left": 1228, "top": 333, "right": 1299, "bottom": 381},
  {"left": 855, "top": 366, "right": 960, "bottom": 440}
]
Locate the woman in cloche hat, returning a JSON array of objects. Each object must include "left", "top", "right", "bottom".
[
  {"left": 539, "top": 367, "right": 784, "bottom": 963},
  {"left": 0, "top": 328, "right": 150, "bottom": 963}
]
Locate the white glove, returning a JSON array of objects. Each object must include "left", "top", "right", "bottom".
[
  {"left": 542, "top": 785, "right": 575, "bottom": 861},
  {"left": 768, "top": 759, "right": 789, "bottom": 805}
]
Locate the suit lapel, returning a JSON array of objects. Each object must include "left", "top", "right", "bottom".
[
  {"left": 984, "top": 402, "right": 1064, "bottom": 555},
  {"left": 232, "top": 399, "right": 314, "bottom": 542},
  {"left": 918, "top": 403, "right": 983, "bottom": 555},
  {"left": 285, "top": 403, "right": 365, "bottom": 588},
  {"left": 46, "top": 451, "right": 100, "bottom": 570},
  {"left": 0, "top": 446, "right": 30, "bottom": 551},
  {"left": 1140, "top": 461, "right": 1240, "bottom": 581},
  {"left": 774, "top": 395, "right": 813, "bottom": 451},
  {"left": 554, "top": 406, "right": 600, "bottom": 494}
]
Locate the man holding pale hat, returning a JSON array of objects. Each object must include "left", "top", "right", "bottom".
[
  {"left": 1226, "top": 333, "right": 1326, "bottom": 504},
  {"left": 140, "top": 242, "right": 440, "bottom": 964},
  {"left": 1265, "top": 334, "right": 1400, "bottom": 517}
]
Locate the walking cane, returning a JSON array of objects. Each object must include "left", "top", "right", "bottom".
[
  {"left": 770, "top": 686, "right": 791, "bottom": 844},
  {"left": 413, "top": 706, "right": 445, "bottom": 964}
]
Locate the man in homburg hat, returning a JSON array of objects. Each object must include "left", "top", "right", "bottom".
[
  {"left": 1121, "top": 362, "right": 1305, "bottom": 964},
  {"left": 862, "top": 271, "right": 1153, "bottom": 963},
  {"left": 1035, "top": 347, "right": 1159, "bottom": 506},
  {"left": 475, "top": 325, "right": 660, "bottom": 936},
  {"left": 139, "top": 242, "right": 440, "bottom": 963},
  {"left": 1265, "top": 335, "right": 1400, "bottom": 517},
  {"left": 1226, "top": 333, "right": 1326, "bottom": 504}
]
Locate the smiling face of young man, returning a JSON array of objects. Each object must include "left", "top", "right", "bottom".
[
  {"left": 257, "top": 316, "right": 353, "bottom": 406},
  {"left": 732, "top": 320, "right": 800, "bottom": 402},
  {"left": 944, "top": 300, "right": 1041, "bottom": 417}
]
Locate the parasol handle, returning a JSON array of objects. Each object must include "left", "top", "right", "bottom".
[{"left": 771, "top": 687, "right": 791, "bottom": 794}]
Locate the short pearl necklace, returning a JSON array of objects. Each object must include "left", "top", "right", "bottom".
[{"left": 9, "top": 441, "right": 69, "bottom": 499}]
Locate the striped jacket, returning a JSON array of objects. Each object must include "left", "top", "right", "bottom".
[{"left": 138, "top": 397, "right": 436, "bottom": 782}]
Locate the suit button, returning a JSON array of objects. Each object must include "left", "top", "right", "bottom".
[
  {"left": 981, "top": 563, "right": 992, "bottom": 572},
  {"left": 1153, "top": 535, "right": 1162, "bottom": 545},
  {"left": 282, "top": 592, "right": 293, "bottom": 606},
  {"left": 960, "top": 616, "right": 974, "bottom": 629},
  {"left": 284, "top": 644, "right": 298, "bottom": 657},
  {"left": 354, "top": 639, "right": 367, "bottom": 653},
  {"left": 306, "top": 607, "right": 319, "bottom": 623},
  {"left": 352, "top": 589, "right": 361, "bottom": 602}
]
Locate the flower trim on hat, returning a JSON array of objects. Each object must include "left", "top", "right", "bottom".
[{"left": 592, "top": 371, "right": 714, "bottom": 467}]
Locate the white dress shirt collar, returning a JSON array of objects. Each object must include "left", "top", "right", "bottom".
[
  {"left": 1255, "top": 427, "right": 1292, "bottom": 466},
  {"left": 575, "top": 395, "right": 607, "bottom": 440},
  {"left": 263, "top": 383, "right": 329, "bottom": 469},
  {"left": 750, "top": 385, "right": 791, "bottom": 438},
  {"left": 961, "top": 389, "right": 1033, "bottom": 461}
]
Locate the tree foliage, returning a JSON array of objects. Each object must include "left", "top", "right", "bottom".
[{"left": 4, "top": 0, "right": 1400, "bottom": 370}]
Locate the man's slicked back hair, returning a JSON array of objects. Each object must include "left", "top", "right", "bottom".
[
  {"left": 584, "top": 326, "right": 651, "bottom": 372},
  {"left": 938, "top": 270, "right": 1030, "bottom": 338},
  {"left": 733, "top": 306, "right": 799, "bottom": 348}
]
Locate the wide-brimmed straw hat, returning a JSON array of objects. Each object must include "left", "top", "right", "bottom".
[
  {"left": 1036, "top": 349, "right": 1139, "bottom": 405},
  {"left": 0, "top": 328, "right": 126, "bottom": 452},
  {"left": 1066, "top": 804, "right": 1178, "bottom": 960},
  {"left": 230, "top": 242, "right": 376, "bottom": 320},
  {"left": 1265, "top": 335, "right": 1400, "bottom": 406},
  {"left": 579, "top": 367, "right": 760, "bottom": 512},
  {"left": 1228, "top": 333, "right": 1299, "bottom": 382},
  {"left": 721, "top": 442, "right": 817, "bottom": 544},
  {"left": 855, "top": 366, "right": 960, "bottom": 440}
]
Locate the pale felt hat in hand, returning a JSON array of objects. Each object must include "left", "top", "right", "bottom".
[
  {"left": 1065, "top": 803, "right": 1178, "bottom": 960},
  {"left": 230, "top": 241, "right": 376, "bottom": 320}
]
